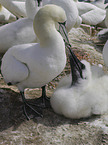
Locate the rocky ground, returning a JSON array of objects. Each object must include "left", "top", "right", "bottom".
[{"left": 0, "top": 26, "right": 108, "bottom": 144}]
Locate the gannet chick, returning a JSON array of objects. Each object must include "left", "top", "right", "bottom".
[
  {"left": 1, "top": 4, "right": 68, "bottom": 120},
  {"left": 51, "top": 52, "right": 108, "bottom": 119},
  {"left": 51, "top": 58, "right": 92, "bottom": 119}
]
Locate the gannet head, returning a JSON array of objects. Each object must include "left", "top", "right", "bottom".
[
  {"left": 33, "top": 4, "right": 67, "bottom": 35},
  {"left": 81, "top": 60, "right": 92, "bottom": 82}
]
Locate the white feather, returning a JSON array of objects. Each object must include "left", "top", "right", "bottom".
[
  {"left": 0, "top": 0, "right": 40, "bottom": 54},
  {"left": 42, "top": 0, "right": 82, "bottom": 32},
  {"left": 1, "top": 5, "right": 67, "bottom": 94},
  {"left": 75, "top": 1, "right": 106, "bottom": 25},
  {"left": 51, "top": 60, "right": 108, "bottom": 119},
  {"left": 0, "top": 0, "right": 26, "bottom": 18}
]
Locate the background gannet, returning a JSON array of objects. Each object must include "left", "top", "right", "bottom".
[
  {"left": 0, "top": 0, "right": 41, "bottom": 54},
  {"left": 0, "top": 0, "right": 26, "bottom": 18},
  {"left": 74, "top": 0, "right": 106, "bottom": 26},
  {"left": 91, "top": 0, "right": 107, "bottom": 9},
  {"left": 0, "top": 3, "right": 16, "bottom": 23}
]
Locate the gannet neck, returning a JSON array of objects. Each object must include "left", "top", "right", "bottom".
[
  {"left": 33, "top": 5, "right": 67, "bottom": 47},
  {"left": 34, "top": 19, "right": 58, "bottom": 47},
  {"left": 25, "top": 0, "right": 40, "bottom": 20}
]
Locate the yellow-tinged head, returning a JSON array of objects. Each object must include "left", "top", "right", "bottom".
[{"left": 33, "top": 4, "right": 67, "bottom": 39}]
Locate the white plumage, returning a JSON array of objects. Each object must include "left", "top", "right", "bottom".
[
  {"left": 75, "top": 0, "right": 106, "bottom": 26},
  {"left": 1, "top": 4, "right": 67, "bottom": 92},
  {"left": 0, "top": 0, "right": 26, "bottom": 18},
  {"left": 1, "top": 4, "right": 67, "bottom": 119},
  {"left": 51, "top": 60, "right": 108, "bottom": 119},
  {"left": 0, "top": 0, "right": 39, "bottom": 54},
  {"left": 0, "top": 4, "right": 16, "bottom": 23},
  {"left": 91, "top": 0, "right": 107, "bottom": 10},
  {"left": 42, "top": 0, "right": 82, "bottom": 32}
]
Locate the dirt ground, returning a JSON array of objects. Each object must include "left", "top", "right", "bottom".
[{"left": 0, "top": 27, "right": 108, "bottom": 144}]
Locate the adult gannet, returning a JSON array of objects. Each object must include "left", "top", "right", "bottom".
[
  {"left": 91, "top": 0, "right": 107, "bottom": 10},
  {"left": 0, "top": 0, "right": 42, "bottom": 18},
  {"left": 0, "top": 3, "right": 16, "bottom": 23},
  {"left": 0, "top": 0, "right": 41, "bottom": 54},
  {"left": 97, "top": 6, "right": 108, "bottom": 38},
  {"left": 1, "top": 4, "right": 68, "bottom": 120},
  {"left": 0, "top": 0, "right": 26, "bottom": 18},
  {"left": 74, "top": 0, "right": 106, "bottom": 26}
]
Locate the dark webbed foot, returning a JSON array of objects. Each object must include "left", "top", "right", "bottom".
[
  {"left": 35, "top": 95, "right": 51, "bottom": 109},
  {"left": 35, "top": 86, "right": 51, "bottom": 109},
  {"left": 23, "top": 101, "right": 43, "bottom": 120},
  {"left": 20, "top": 92, "right": 43, "bottom": 120},
  {"left": 20, "top": 86, "right": 51, "bottom": 120}
]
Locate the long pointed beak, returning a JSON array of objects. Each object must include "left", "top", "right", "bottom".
[
  {"left": 58, "top": 22, "right": 85, "bottom": 83},
  {"left": 58, "top": 21, "right": 69, "bottom": 44}
]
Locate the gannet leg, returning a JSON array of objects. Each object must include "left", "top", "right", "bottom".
[
  {"left": 20, "top": 91, "right": 43, "bottom": 120},
  {"left": 35, "top": 86, "right": 51, "bottom": 109}
]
